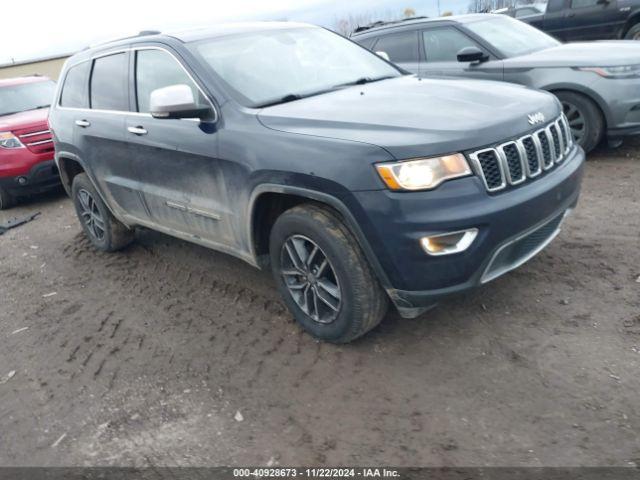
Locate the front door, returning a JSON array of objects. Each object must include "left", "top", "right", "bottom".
[
  {"left": 419, "top": 26, "right": 504, "bottom": 81},
  {"left": 561, "top": 0, "right": 624, "bottom": 40},
  {"left": 125, "top": 47, "right": 235, "bottom": 247}
]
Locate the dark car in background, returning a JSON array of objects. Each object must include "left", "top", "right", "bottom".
[
  {"left": 50, "top": 23, "right": 584, "bottom": 343},
  {"left": 0, "top": 76, "right": 59, "bottom": 209},
  {"left": 352, "top": 14, "right": 640, "bottom": 152},
  {"left": 500, "top": 0, "right": 640, "bottom": 41}
]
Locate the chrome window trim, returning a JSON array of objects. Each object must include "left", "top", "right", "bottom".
[
  {"left": 468, "top": 148, "right": 506, "bottom": 192},
  {"left": 497, "top": 141, "right": 526, "bottom": 185},
  {"left": 519, "top": 135, "right": 542, "bottom": 178},
  {"left": 55, "top": 46, "right": 218, "bottom": 123}
]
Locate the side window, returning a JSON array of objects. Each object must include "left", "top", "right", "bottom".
[
  {"left": 135, "top": 49, "right": 208, "bottom": 113},
  {"left": 570, "top": 0, "right": 599, "bottom": 8},
  {"left": 547, "top": 0, "right": 566, "bottom": 12},
  {"left": 60, "top": 62, "right": 90, "bottom": 108},
  {"left": 373, "top": 31, "right": 419, "bottom": 63},
  {"left": 90, "top": 53, "right": 128, "bottom": 111},
  {"left": 355, "top": 37, "right": 377, "bottom": 50},
  {"left": 422, "top": 28, "right": 482, "bottom": 63}
]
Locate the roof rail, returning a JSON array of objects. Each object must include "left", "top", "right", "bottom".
[
  {"left": 352, "top": 16, "right": 429, "bottom": 34},
  {"left": 84, "top": 30, "right": 162, "bottom": 50}
]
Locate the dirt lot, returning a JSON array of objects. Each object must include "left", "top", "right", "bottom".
[{"left": 1, "top": 140, "right": 639, "bottom": 467}]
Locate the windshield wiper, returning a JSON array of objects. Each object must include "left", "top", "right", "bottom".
[
  {"left": 31, "top": 104, "right": 50, "bottom": 110},
  {"left": 255, "top": 87, "right": 337, "bottom": 108},
  {"left": 333, "top": 75, "right": 396, "bottom": 88},
  {"left": 0, "top": 111, "right": 22, "bottom": 117}
]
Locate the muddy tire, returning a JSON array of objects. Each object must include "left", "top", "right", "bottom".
[
  {"left": 71, "top": 173, "right": 134, "bottom": 252},
  {"left": 556, "top": 90, "right": 604, "bottom": 154},
  {"left": 624, "top": 23, "right": 640, "bottom": 40},
  {"left": 269, "top": 203, "right": 388, "bottom": 343},
  {"left": 0, "top": 187, "right": 16, "bottom": 210}
]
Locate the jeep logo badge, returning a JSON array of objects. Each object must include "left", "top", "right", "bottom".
[{"left": 528, "top": 112, "right": 545, "bottom": 125}]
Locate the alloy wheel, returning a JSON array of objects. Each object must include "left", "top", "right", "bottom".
[
  {"left": 562, "top": 101, "right": 586, "bottom": 145},
  {"left": 77, "top": 188, "right": 105, "bottom": 241},
  {"left": 280, "top": 235, "right": 342, "bottom": 324}
]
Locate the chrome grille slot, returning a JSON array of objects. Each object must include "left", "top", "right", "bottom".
[
  {"left": 469, "top": 148, "right": 505, "bottom": 192},
  {"left": 499, "top": 142, "right": 526, "bottom": 185},
  {"left": 468, "top": 115, "right": 573, "bottom": 193},
  {"left": 520, "top": 136, "right": 541, "bottom": 177}
]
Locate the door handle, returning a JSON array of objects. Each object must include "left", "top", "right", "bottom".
[
  {"left": 127, "top": 126, "right": 148, "bottom": 136},
  {"left": 75, "top": 119, "right": 91, "bottom": 128}
]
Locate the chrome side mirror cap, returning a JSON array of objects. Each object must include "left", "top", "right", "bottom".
[{"left": 149, "top": 84, "right": 212, "bottom": 120}]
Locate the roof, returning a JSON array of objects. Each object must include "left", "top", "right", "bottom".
[
  {"left": 0, "top": 75, "right": 52, "bottom": 88},
  {"left": 350, "top": 13, "right": 498, "bottom": 37},
  {"left": 167, "top": 22, "right": 315, "bottom": 42}
]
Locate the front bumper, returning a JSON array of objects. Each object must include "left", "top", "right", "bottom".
[
  {"left": 590, "top": 76, "right": 640, "bottom": 138},
  {"left": 0, "top": 160, "right": 61, "bottom": 196},
  {"left": 351, "top": 146, "right": 585, "bottom": 318}
]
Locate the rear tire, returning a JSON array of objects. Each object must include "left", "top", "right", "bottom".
[
  {"left": 0, "top": 187, "right": 16, "bottom": 210},
  {"left": 269, "top": 204, "right": 388, "bottom": 343},
  {"left": 624, "top": 23, "right": 640, "bottom": 40},
  {"left": 71, "top": 173, "right": 134, "bottom": 252},
  {"left": 555, "top": 91, "right": 604, "bottom": 154}
]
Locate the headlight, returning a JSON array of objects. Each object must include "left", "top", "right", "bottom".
[
  {"left": 0, "top": 132, "right": 24, "bottom": 149},
  {"left": 375, "top": 153, "right": 471, "bottom": 191},
  {"left": 577, "top": 65, "right": 640, "bottom": 79}
]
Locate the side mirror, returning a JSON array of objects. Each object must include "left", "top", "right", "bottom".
[
  {"left": 376, "top": 51, "right": 391, "bottom": 61},
  {"left": 457, "top": 46, "right": 488, "bottom": 64},
  {"left": 150, "top": 84, "right": 211, "bottom": 120}
]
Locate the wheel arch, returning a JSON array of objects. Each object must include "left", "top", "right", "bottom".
[
  {"left": 55, "top": 151, "right": 87, "bottom": 196},
  {"left": 621, "top": 11, "right": 640, "bottom": 38},
  {"left": 247, "top": 184, "right": 392, "bottom": 290},
  {"left": 544, "top": 85, "right": 609, "bottom": 128}
]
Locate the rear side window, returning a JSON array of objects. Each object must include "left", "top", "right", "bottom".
[
  {"left": 422, "top": 28, "right": 481, "bottom": 62},
  {"left": 90, "top": 53, "right": 128, "bottom": 111},
  {"left": 355, "top": 37, "right": 377, "bottom": 50},
  {"left": 135, "top": 49, "right": 208, "bottom": 113},
  {"left": 373, "top": 31, "right": 419, "bottom": 63},
  {"left": 60, "top": 62, "right": 90, "bottom": 108}
]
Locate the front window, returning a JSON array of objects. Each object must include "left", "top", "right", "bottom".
[
  {"left": 189, "top": 27, "right": 402, "bottom": 108},
  {"left": 465, "top": 16, "right": 560, "bottom": 58},
  {"left": 0, "top": 80, "right": 56, "bottom": 117}
]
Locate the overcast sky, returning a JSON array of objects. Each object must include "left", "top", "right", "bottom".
[{"left": 0, "top": 0, "right": 469, "bottom": 65}]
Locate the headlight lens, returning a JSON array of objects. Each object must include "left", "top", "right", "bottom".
[
  {"left": 375, "top": 153, "right": 471, "bottom": 191},
  {"left": 577, "top": 65, "right": 640, "bottom": 79},
  {"left": 0, "top": 132, "right": 24, "bottom": 149}
]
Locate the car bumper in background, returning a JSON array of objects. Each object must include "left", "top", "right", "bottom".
[
  {"left": 351, "top": 146, "right": 585, "bottom": 318},
  {"left": 593, "top": 77, "right": 640, "bottom": 138},
  {"left": 0, "top": 159, "right": 61, "bottom": 196}
]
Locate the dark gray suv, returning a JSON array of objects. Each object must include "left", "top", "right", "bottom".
[{"left": 50, "top": 23, "right": 585, "bottom": 343}]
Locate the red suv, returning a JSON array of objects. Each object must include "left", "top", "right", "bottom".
[{"left": 0, "top": 76, "right": 60, "bottom": 209}]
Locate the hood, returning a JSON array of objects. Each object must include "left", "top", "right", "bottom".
[
  {"left": 0, "top": 108, "right": 49, "bottom": 132},
  {"left": 257, "top": 75, "right": 560, "bottom": 159},
  {"left": 504, "top": 41, "right": 640, "bottom": 68}
]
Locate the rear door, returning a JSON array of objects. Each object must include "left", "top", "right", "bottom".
[
  {"left": 125, "top": 46, "right": 233, "bottom": 246},
  {"left": 419, "top": 26, "right": 504, "bottom": 81},
  {"left": 561, "top": 0, "right": 624, "bottom": 40},
  {"left": 370, "top": 30, "right": 421, "bottom": 73},
  {"left": 75, "top": 50, "right": 150, "bottom": 221}
]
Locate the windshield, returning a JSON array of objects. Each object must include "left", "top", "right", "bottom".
[
  {"left": 0, "top": 80, "right": 56, "bottom": 116},
  {"left": 465, "top": 16, "right": 560, "bottom": 57},
  {"left": 189, "top": 27, "right": 402, "bottom": 108}
]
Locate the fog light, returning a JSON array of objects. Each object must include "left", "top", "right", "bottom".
[
  {"left": 17, "top": 176, "right": 28, "bottom": 185},
  {"left": 420, "top": 228, "right": 478, "bottom": 256}
]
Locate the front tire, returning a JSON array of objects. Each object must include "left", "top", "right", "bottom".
[
  {"left": 0, "top": 187, "right": 16, "bottom": 210},
  {"left": 269, "top": 204, "right": 388, "bottom": 343},
  {"left": 71, "top": 173, "right": 134, "bottom": 252},
  {"left": 624, "top": 23, "right": 640, "bottom": 40},
  {"left": 556, "top": 91, "right": 604, "bottom": 154}
]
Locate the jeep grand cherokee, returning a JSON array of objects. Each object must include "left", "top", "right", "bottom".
[{"left": 49, "top": 23, "right": 585, "bottom": 343}]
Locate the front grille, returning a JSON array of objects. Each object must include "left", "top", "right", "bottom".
[
  {"left": 13, "top": 125, "right": 53, "bottom": 154},
  {"left": 469, "top": 115, "right": 573, "bottom": 193}
]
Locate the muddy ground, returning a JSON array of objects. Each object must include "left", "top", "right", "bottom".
[{"left": 0, "top": 140, "right": 639, "bottom": 467}]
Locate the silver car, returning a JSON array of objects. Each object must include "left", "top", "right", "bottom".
[{"left": 352, "top": 14, "right": 640, "bottom": 152}]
